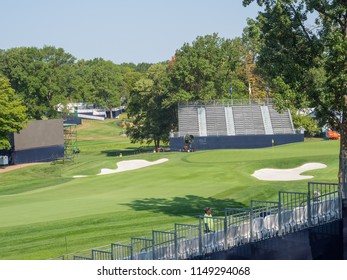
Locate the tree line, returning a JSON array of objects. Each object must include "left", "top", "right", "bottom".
[
  {"left": 0, "top": 34, "right": 263, "bottom": 150},
  {"left": 1, "top": 0, "right": 345, "bottom": 161}
]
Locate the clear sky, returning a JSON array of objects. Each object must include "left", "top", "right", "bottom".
[{"left": 1, "top": 0, "right": 261, "bottom": 64}]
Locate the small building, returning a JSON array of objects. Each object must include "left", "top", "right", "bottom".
[{"left": 3, "top": 119, "right": 65, "bottom": 165}]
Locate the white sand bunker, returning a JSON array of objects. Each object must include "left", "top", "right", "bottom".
[
  {"left": 252, "top": 163, "right": 327, "bottom": 181},
  {"left": 98, "top": 158, "right": 168, "bottom": 175}
]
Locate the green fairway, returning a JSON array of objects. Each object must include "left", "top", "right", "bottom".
[{"left": 0, "top": 120, "right": 340, "bottom": 259}]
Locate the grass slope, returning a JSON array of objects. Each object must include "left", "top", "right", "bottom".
[{"left": 0, "top": 120, "right": 340, "bottom": 259}]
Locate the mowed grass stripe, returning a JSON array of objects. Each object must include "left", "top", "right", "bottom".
[{"left": 0, "top": 119, "right": 340, "bottom": 259}]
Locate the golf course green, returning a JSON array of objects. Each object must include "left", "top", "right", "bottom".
[{"left": 0, "top": 119, "right": 340, "bottom": 259}]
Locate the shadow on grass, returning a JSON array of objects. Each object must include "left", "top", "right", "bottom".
[
  {"left": 101, "top": 147, "right": 154, "bottom": 157},
  {"left": 123, "top": 195, "right": 246, "bottom": 217}
]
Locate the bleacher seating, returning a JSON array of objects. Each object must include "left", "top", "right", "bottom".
[
  {"left": 178, "top": 103, "right": 295, "bottom": 136},
  {"left": 268, "top": 105, "right": 295, "bottom": 134},
  {"left": 252, "top": 217, "right": 265, "bottom": 240},
  {"left": 232, "top": 105, "right": 265, "bottom": 135},
  {"left": 292, "top": 206, "right": 306, "bottom": 230},
  {"left": 178, "top": 106, "right": 200, "bottom": 136},
  {"left": 263, "top": 214, "right": 278, "bottom": 237},
  {"left": 205, "top": 106, "right": 228, "bottom": 136}
]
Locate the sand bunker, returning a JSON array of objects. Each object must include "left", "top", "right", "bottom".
[
  {"left": 252, "top": 163, "right": 327, "bottom": 181},
  {"left": 97, "top": 158, "right": 168, "bottom": 175}
]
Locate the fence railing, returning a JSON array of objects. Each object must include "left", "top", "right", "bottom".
[
  {"left": 171, "top": 127, "right": 301, "bottom": 138},
  {"left": 53, "top": 181, "right": 342, "bottom": 260},
  {"left": 175, "top": 223, "right": 201, "bottom": 259},
  {"left": 131, "top": 237, "right": 153, "bottom": 260},
  {"left": 178, "top": 98, "right": 274, "bottom": 107}
]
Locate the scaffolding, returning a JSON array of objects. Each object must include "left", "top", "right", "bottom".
[{"left": 63, "top": 123, "right": 78, "bottom": 161}]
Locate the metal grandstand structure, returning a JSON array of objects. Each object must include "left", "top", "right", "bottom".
[
  {"left": 177, "top": 99, "right": 295, "bottom": 137},
  {"left": 53, "top": 181, "right": 343, "bottom": 260},
  {"left": 63, "top": 123, "right": 78, "bottom": 161}
]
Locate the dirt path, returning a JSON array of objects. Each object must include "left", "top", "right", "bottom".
[{"left": 0, "top": 162, "right": 46, "bottom": 174}]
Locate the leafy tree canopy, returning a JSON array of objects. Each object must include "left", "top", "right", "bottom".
[
  {"left": 166, "top": 33, "right": 249, "bottom": 106},
  {"left": 0, "top": 46, "right": 75, "bottom": 119},
  {"left": 243, "top": 0, "right": 347, "bottom": 170},
  {"left": 81, "top": 58, "right": 123, "bottom": 118},
  {"left": 126, "top": 64, "right": 175, "bottom": 148},
  {"left": 0, "top": 75, "right": 28, "bottom": 150}
]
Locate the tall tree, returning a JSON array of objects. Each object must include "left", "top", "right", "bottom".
[
  {"left": 67, "top": 59, "right": 95, "bottom": 103},
  {"left": 0, "top": 46, "right": 75, "bottom": 119},
  {"left": 242, "top": 18, "right": 269, "bottom": 99},
  {"left": 167, "top": 34, "right": 249, "bottom": 105},
  {"left": 0, "top": 75, "right": 28, "bottom": 150},
  {"left": 126, "top": 64, "right": 175, "bottom": 148},
  {"left": 119, "top": 65, "right": 145, "bottom": 105},
  {"left": 243, "top": 0, "right": 347, "bottom": 179},
  {"left": 84, "top": 58, "right": 123, "bottom": 118}
]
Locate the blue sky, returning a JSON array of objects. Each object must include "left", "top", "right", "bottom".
[{"left": 1, "top": 0, "right": 261, "bottom": 63}]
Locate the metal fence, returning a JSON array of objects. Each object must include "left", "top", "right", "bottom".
[
  {"left": 175, "top": 223, "right": 200, "bottom": 259},
  {"left": 308, "top": 182, "right": 341, "bottom": 225},
  {"left": 131, "top": 237, "right": 153, "bottom": 260},
  {"left": 199, "top": 215, "right": 226, "bottom": 254},
  {"left": 92, "top": 249, "right": 112, "bottom": 260},
  {"left": 152, "top": 230, "right": 176, "bottom": 260},
  {"left": 278, "top": 191, "right": 308, "bottom": 234},
  {"left": 59, "top": 181, "right": 342, "bottom": 260},
  {"left": 178, "top": 98, "right": 274, "bottom": 107},
  {"left": 111, "top": 243, "right": 132, "bottom": 260},
  {"left": 225, "top": 208, "right": 251, "bottom": 246},
  {"left": 250, "top": 200, "right": 279, "bottom": 240}
]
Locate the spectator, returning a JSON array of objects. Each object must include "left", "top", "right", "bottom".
[{"left": 203, "top": 207, "right": 214, "bottom": 233}]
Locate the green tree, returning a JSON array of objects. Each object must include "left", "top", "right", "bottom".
[
  {"left": 243, "top": 0, "right": 347, "bottom": 175},
  {"left": 291, "top": 112, "right": 320, "bottom": 136},
  {"left": 85, "top": 59, "right": 123, "bottom": 118},
  {"left": 119, "top": 65, "right": 145, "bottom": 105},
  {"left": 0, "top": 75, "right": 28, "bottom": 150},
  {"left": 67, "top": 59, "right": 95, "bottom": 103},
  {"left": 126, "top": 64, "right": 175, "bottom": 148},
  {"left": 0, "top": 46, "right": 75, "bottom": 119},
  {"left": 167, "top": 34, "right": 249, "bottom": 105},
  {"left": 120, "top": 62, "right": 153, "bottom": 73}
]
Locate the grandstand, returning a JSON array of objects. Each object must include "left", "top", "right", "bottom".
[{"left": 171, "top": 99, "right": 301, "bottom": 150}]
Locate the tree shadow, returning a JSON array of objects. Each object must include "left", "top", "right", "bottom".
[{"left": 122, "top": 195, "right": 247, "bottom": 218}]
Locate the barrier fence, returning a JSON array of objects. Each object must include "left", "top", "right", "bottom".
[
  {"left": 111, "top": 243, "right": 132, "bottom": 260},
  {"left": 175, "top": 223, "right": 200, "bottom": 259},
  {"left": 178, "top": 98, "right": 274, "bottom": 107},
  {"left": 56, "top": 181, "right": 342, "bottom": 260},
  {"left": 131, "top": 237, "right": 153, "bottom": 260},
  {"left": 152, "top": 230, "right": 176, "bottom": 260}
]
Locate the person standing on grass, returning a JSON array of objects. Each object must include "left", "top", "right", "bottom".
[{"left": 203, "top": 207, "right": 214, "bottom": 233}]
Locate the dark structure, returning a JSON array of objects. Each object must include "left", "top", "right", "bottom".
[
  {"left": 344, "top": 199, "right": 347, "bottom": 259},
  {"left": 64, "top": 116, "right": 82, "bottom": 125},
  {"left": 8, "top": 119, "right": 64, "bottom": 164},
  {"left": 191, "top": 220, "right": 343, "bottom": 260},
  {"left": 170, "top": 134, "right": 304, "bottom": 150}
]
